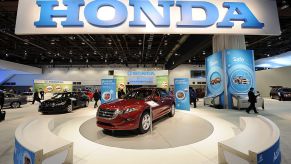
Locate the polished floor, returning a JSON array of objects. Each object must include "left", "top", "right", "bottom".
[{"left": 0, "top": 99, "right": 291, "bottom": 163}]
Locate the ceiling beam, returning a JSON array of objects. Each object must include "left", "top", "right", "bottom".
[{"left": 165, "top": 36, "right": 212, "bottom": 70}]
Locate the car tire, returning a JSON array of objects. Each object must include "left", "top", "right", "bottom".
[
  {"left": 138, "top": 111, "right": 151, "bottom": 134},
  {"left": 168, "top": 104, "right": 175, "bottom": 117},
  {"left": 84, "top": 101, "right": 89, "bottom": 107},
  {"left": 66, "top": 104, "right": 73, "bottom": 113},
  {"left": 11, "top": 102, "right": 20, "bottom": 109}
]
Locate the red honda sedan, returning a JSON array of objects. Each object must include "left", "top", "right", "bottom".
[{"left": 96, "top": 88, "right": 175, "bottom": 134}]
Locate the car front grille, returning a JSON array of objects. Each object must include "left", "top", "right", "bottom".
[{"left": 97, "top": 108, "right": 116, "bottom": 119}]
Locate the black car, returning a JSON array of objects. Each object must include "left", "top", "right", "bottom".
[
  {"left": 270, "top": 87, "right": 291, "bottom": 101},
  {"left": 39, "top": 92, "right": 89, "bottom": 114}
]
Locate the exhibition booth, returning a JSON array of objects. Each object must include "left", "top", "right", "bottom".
[{"left": 2, "top": 0, "right": 284, "bottom": 163}]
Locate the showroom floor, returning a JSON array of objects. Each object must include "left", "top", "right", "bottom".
[{"left": 1, "top": 99, "right": 291, "bottom": 164}]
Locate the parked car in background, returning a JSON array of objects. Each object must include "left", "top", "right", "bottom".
[
  {"left": 21, "top": 92, "right": 34, "bottom": 102},
  {"left": 270, "top": 87, "right": 291, "bottom": 101},
  {"left": 3, "top": 93, "right": 28, "bottom": 109},
  {"left": 39, "top": 92, "right": 89, "bottom": 114},
  {"left": 96, "top": 88, "right": 175, "bottom": 134}
]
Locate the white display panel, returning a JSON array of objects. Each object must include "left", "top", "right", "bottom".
[{"left": 15, "top": 0, "right": 281, "bottom": 35}]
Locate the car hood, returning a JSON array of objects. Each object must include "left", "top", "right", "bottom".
[
  {"left": 43, "top": 98, "right": 66, "bottom": 103},
  {"left": 100, "top": 99, "right": 146, "bottom": 110}
]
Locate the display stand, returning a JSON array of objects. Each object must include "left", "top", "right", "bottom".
[{"left": 145, "top": 101, "right": 159, "bottom": 134}]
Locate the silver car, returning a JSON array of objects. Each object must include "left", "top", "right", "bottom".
[{"left": 3, "top": 93, "right": 28, "bottom": 109}]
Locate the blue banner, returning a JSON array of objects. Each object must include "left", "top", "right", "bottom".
[
  {"left": 205, "top": 52, "right": 224, "bottom": 106},
  {"left": 101, "top": 79, "right": 117, "bottom": 104},
  {"left": 14, "top": 139, "right": 36, "bottom": 164},
  {"left": 225, "top": 50, "right": 255, "bottom": 108},
  {"left": 257, "top": 138, "right": 281, "bottom": 164},
  {"left": 174, "top": 78, "right": 190, "bottom": 111}
]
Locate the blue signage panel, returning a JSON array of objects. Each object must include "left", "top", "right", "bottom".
[
  {"left": 205, "top": 52, "right": 224, "bottom": 106},
  {"left": 127, "top": 77, "right": 154, "bottom": 85},
  {"left": 225, "top": 50, "right": 255, "bottom": 108},
  {"left": 128, "top": 71, "right": 155, "bottom": 76},
  {"left": 174, "top": 78, "right": 190, "bottom": 111},
  {"left": 257, "top": 138, "right": 281, "bottom": 164},
  {"left": 14, "top": 139, "right": 36, "bottom": 164},
  {"left": 101, "top": 79, "right": 117, "bottom": 104}
]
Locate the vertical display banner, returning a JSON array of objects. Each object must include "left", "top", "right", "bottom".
[
  {"left": 156, "top": 76, "right": 169, "bottom": 91},
  {"left": 225, "top": 50, "right": 256, "bottom": 108},
  {"left": 14, "top": 139, "right": 36, "bottom": 164},
  {"left": 114, "top": 76, "right": 127, "bottom": 94},
  {"left": 205, "top": 52, "right": 224, "bottom": 106},
  {"left": 174, "top": 78, "right": 190, "bottom": 111},
  {"left": 101, "top": 79, "right": 117, "bottom": 104}
]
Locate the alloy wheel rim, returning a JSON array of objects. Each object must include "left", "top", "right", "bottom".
[
  {"left": 68, "top": 105, "right": 72, "bottom": 112},
  {"left": 142, "top": 114, "right": 151, "bottom": 130},
  {"left": 12, "top": 102, "right": 18, "bottom": 108}
]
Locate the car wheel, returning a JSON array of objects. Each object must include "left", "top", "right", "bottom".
[
  {"left": 66, "top": 104, "right": 73, "bottom": 113},
  {"left": 139, "top": 112, "right": 151, "bottom": 134},
  {"left": 11, "top": 102, "right": 20, "bottom": 109},
  {"left": 169, "top": 104, "right": 175, "bottom": 117},
  {"left": 84, "top": 101, "right": 89, "bottom": 107}
]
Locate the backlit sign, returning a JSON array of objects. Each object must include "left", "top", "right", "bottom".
[{"left": 15, "top": 0, "right": 281, "bottom": 35}]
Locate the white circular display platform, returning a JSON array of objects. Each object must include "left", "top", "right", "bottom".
[
  {"left": 51, "top": 109, "right": 237, "bottom": 164},
  {"left": 79, "top": 112, "right": 214, "bottom": 149}
]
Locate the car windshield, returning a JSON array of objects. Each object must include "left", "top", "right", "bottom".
[
  {"left": 53, "top": 93, "right": 71, "bottom": 99},
  {"left": 124, "top": 90, "right": 152, "bottom": 100},
  {"left": 282, "top": 88, "right": 291, "bottom": 92}
]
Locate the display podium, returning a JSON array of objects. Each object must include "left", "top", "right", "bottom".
[{"left": 145, "top": 101, "right": 159, "bottom": 133}]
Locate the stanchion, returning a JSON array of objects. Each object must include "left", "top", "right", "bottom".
[{"left": 150, "top": 106, "right": 153, "bottom": 134}]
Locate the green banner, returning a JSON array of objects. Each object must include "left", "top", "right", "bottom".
[
  {"left": 114, "top": 76, "right": 127, "bottom": 93},
  {"left": 156, "top": 76, "right": 169, "bottom": 91},
  {"left": 34, "top": 80, "right": 73, "bottom": 93}
]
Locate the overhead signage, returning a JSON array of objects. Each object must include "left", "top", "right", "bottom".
[
  {"left": 128, "top": 71, "right": 155, "bottom": 76},
  {"left": 15, "top": 0, "right": 280, "bottom": 35}
]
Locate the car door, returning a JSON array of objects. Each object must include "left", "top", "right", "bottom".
[
  {"left": 4, "top": 94, "right": 12, "bottom": 107},
  {"left": 4, "top": 94, "right": 16, "bottom": 107},
  {"left": 151, "top": 90, "right": 165, "bottom": 120},
  {"left": 158, "top": 89, "right": 172, "bottom": 115}
]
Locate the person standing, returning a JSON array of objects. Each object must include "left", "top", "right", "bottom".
[
  {"left": 32, "top": 91, "right": 41, "bottom": 105},
  {"left": 0, "top": 90, "right": 4, "bottom": 110},
  {"left": 118, "top": 88, "right": 125, "bottom": 99},
  {"left": 247, "top": 87, "right": 259, "bottom": 114},
  {"left": 93, "top": 89, "right": 101, "bottom": 108},
  {"left": 39, "top": 89, "right": 45, "bottom": 100},
  {"left": 189, "top": 87, "right": 197, "bottom": 108}
]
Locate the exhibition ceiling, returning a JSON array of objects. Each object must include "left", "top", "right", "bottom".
[{"left": 0, "top": 0, "right": 290, "bottom": 69}]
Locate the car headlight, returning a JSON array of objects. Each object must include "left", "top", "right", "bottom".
[
  {"left": 114, "top": 108, "right": 137, "bottom": 115},
  {"left": 124, "top": 108, "right": 137, "bottom": 114}
]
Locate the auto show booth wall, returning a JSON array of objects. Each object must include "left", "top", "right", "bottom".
[
  {"left": 255, "top": 66, "right": 291, "bottom": 97},
  {"left": 3, "top": 64, "right": 206, "bottom": 87}
]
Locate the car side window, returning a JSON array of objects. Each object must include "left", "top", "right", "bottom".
[
  {"left": 159, "top": 90, "right": 168, "bottom": 97},
  {"left": 155, "top": 90, "right": 160, "bottom": 97}
]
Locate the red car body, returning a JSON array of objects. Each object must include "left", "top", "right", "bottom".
[
  {"left": 96, "top": 88, "right": 175, "bottom": 133},
  {"left": 83, "top": 91, "right": 94, "bottom": 101}
]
